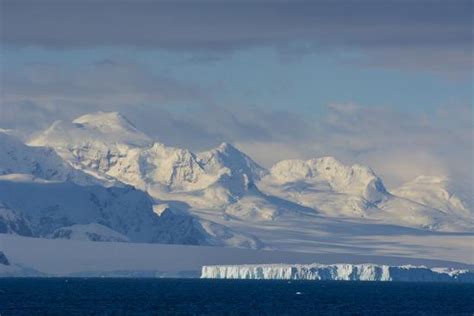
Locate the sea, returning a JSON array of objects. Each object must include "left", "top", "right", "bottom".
[{"left": 0, "top": 278, "right": 473, "bottom": 315}]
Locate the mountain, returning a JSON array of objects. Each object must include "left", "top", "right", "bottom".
[
  {"left": 376, "top": 176, "right": 474, "bottom": 231},
  {"left": 30, "top": 115, "right": 269, "bottom": 207},
  {"left": 22, "top": 112, "right": 474, "bottom": 234},
  {"left": 28, "top": 112, "right": 153, "bottom": 184},
  {"left": 0, "top": 174, "right": 260, "bottom": 247},
  {"left": 392, "top": 176, "right": 472, "bottom": 217},
  {"left": 258, "top": 157, "right": 472, "bottom": 230},
  {"left": 29, "top": 114, "right": 264, "bottom": 194},
  {"left": 1, "top": 129, "right": 261, "bottom": 248},
  {"left": 0, "top": 174, "right": 171, "bottom": 242},
  {"left": 266, "top": 157, "right": 388, "bottom": 203},
  {"left": 30, "top": 111, "right": 153, "bottom": 148},
  {"left": 259, "top": 157, "right": 389, "bottom": 217},
  {"left": 0, "top": 132, "right": 102, "bottom": 186}
]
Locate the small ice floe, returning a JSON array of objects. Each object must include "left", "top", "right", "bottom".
[{"left": 295, "top": 291, "right": 304, "bottom": 295}]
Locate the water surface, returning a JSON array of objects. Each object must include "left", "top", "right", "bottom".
[{"left": 1, "top": 278, "right": 473, "bottom": 315}]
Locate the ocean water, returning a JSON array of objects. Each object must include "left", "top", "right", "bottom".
[{"left": 1, "top": 278, "right": 473, "bottom": 315}]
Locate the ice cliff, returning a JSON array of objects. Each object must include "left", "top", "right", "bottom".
[{"left": 201, "top": 263, "right": 474, "bottom": 282}]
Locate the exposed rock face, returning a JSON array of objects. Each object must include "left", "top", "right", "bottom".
[
  {"left": 0, "top": 202, "right": 33, "bottom": 236},
  {"left": 0, "top": 251, "right": 10, "bottom": 266}
]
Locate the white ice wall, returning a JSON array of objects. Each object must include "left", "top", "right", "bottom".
[{"left": 201, "top": 263, "right": 474, "bottom": 282}]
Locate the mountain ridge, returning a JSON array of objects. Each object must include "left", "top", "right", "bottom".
[{"left": 7, "top": 111, "right": 473, "bottom": 240}]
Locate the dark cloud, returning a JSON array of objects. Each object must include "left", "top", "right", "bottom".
[{"left": 1, "top": 0, "right": 472, "bottom": 77}]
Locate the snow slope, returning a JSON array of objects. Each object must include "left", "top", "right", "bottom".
[
  {"left": 201, "top": 263, "right": 474, "bottom": 282},
  {"left": 0, "top": 250, "right": 44, "bottom": 277},
  {"left": 0, "top": 174, "right": 164, "bottom": 242},
  {"left": 0, "top": 123, "right": 261, "bottom": 248},
  {"left": 30, "top": 112, "right": 153, "bottom": 148},
  {"left": 259, "top": 157, "right": 388, "bottom": 218},
  {"left": 0, "top": 174, "right": 261, "bottom": 247},
  {"left": 0, "top": 132, "right": 102, "bottom": 186},
  {"left": 393, "top": 176, "right": 472, "bottom": 217},
  {"left": 29, "top": 112, "right": 152, "bottom": 184},
  {"left": 50, "top": 223, "right": 130, "bottom": 242},
  {"left": 266, "top": 157, "right": 388, "bottom": 203}
]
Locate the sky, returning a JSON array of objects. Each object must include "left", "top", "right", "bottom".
[{"left": 0, "top": 0, "right": 472, "bottom": 188}]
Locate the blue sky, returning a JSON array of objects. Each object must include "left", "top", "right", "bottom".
[{"left": 0, "top": 0, "right": 472, "bottom": 187}]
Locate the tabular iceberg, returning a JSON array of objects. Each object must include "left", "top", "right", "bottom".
[{"left": 201, "top": 263, "right": 474, "bottom": 282}]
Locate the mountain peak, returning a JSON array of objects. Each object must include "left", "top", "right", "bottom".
[
  {"left": 30, "top": 112, "right": 153, "bottom": 148},
  {"left": 73, "top": 111, "right": 134, "bottom": 129},
  {"left": 217, "top": 142, "right": 235, "bottom": 152},
  {"left": 199, "top": 142, "right": 268, "bottom": 180}
]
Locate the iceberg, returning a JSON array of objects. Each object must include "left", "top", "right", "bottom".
[{"left": 201, "top": 263, "right": 474, "bottom": 283}]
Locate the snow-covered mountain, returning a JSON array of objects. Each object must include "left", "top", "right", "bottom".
[
  {"left": 0, "top": 173, "right": 260, "bottom": 247},
  {"left": 259, "top": 157, "right": 472, "bottom": 231},
  {"left": 0, "top": 130, "right": 261, "bottom": 248},
  {"left": 29, "top": 112, "right": 266, "bottom": 204},
  {"left": 259, "top": 157, "right": 388, "bottom": 218},
  {"left": 30, "top": 111, "right": 153, "bottom": 148},
  {"left": 392, "top": 176, "right": 472, "bottom": 217},
  {"left": 266, "top": 157, "right": 388, "bottom": 203},
  {"left": 0, "top": 132, "right": 103, "bottom": 186},
  {"left": 29, "top": 112, "right": 152, "bottom": 184},
  {"left": 373, "top": 175, "right": 474, "bottom": 231},
  {"left": 26, "top": 112, "right": 473, "bottom": 233}
]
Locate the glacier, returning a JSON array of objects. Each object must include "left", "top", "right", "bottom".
[{"left": 201, "top": 263, "right": 474, "bottom": 282}]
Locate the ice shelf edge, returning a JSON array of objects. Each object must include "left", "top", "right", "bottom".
[{"left": 201, "top": 263, "right": 474, "bottom": 282}]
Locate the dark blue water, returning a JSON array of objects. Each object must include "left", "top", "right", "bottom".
[{"left": 0, "top": 278, "right": 473, "bottom": 315}]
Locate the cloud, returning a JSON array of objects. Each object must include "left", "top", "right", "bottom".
[
  {"left": 2, "top": 0, "right": 472, "bottom": 78},
  {"left": 1, "top": 61, "right": 210, "bottom": 106},
  {"left": 0, "top": 60, "right": 213, "bottom": 132},
  {"left": 237, "top": 103, "right": 473, "bottom": 190}
]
